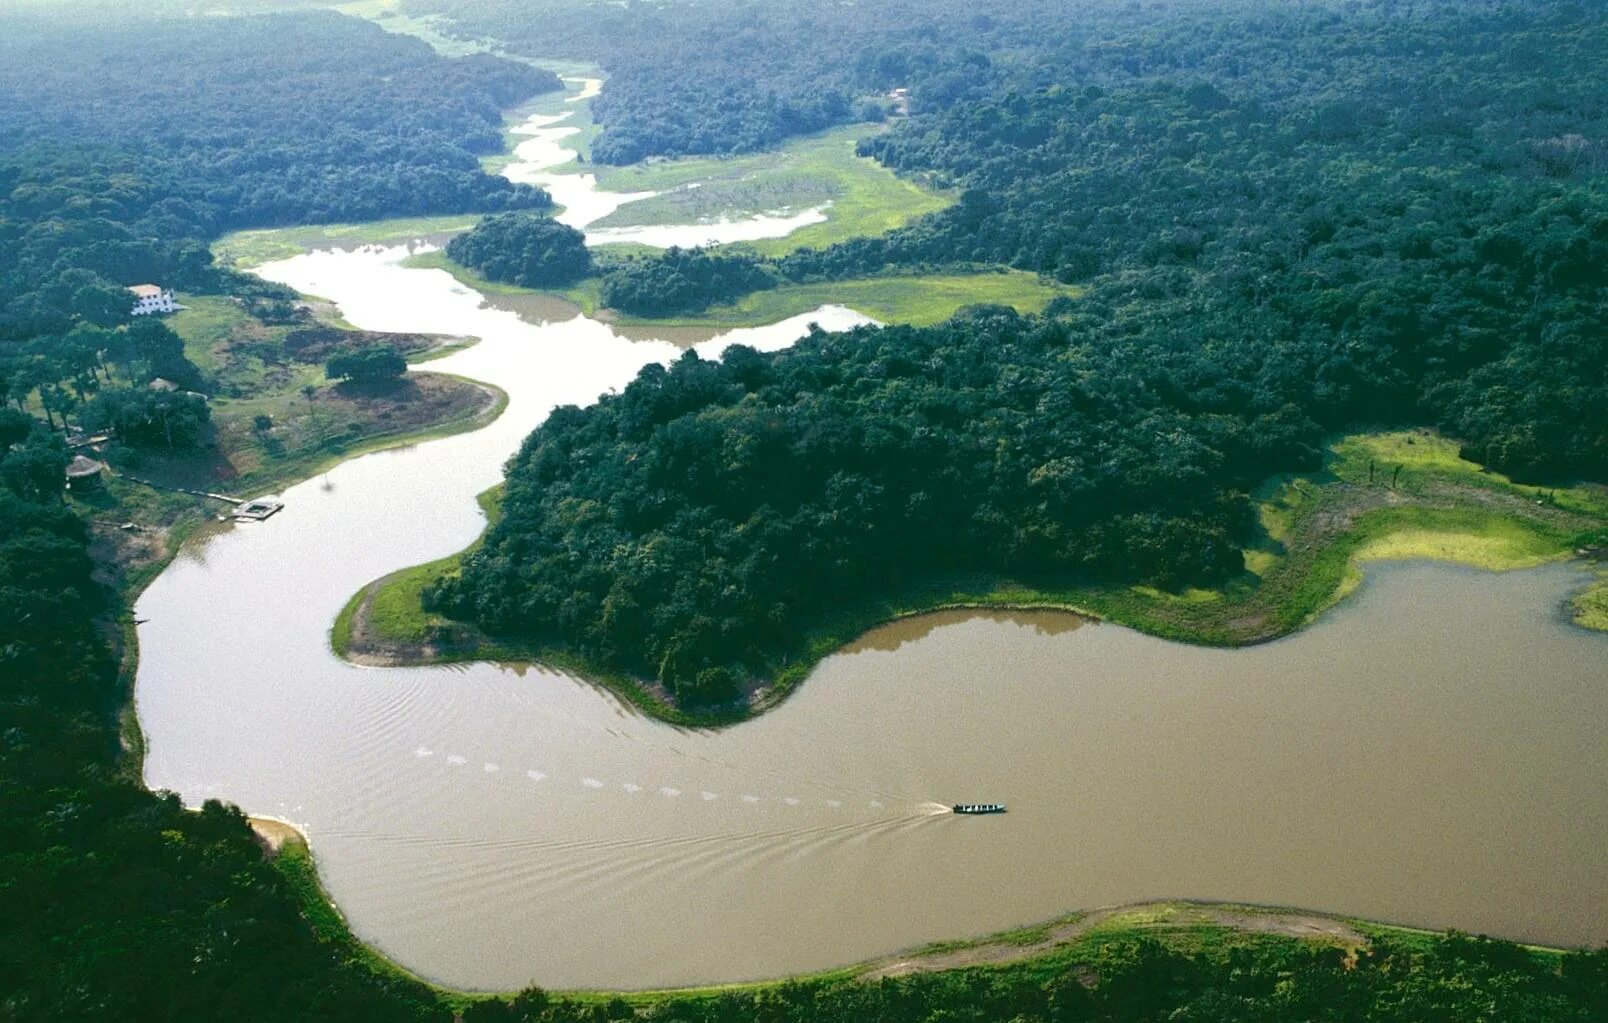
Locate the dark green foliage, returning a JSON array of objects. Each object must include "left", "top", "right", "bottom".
[
  {"left": 123, "top": 318, "right": 204, "bottom": 390},
  {"left": 454, "top": 934, "right": 1608, "bottom": 1023},
  {"left": 598, "top": 247, "right": 777, "bottom": 316},
  {"left": 0, "top": 9, "right": 557, "bottom": 345},
  {"left": 783, "top": 2, "right": 1608, "bottom": 481},
  {"left": 327, "top": 344, "right": 410, "bottom": 386},
  {"left": 451, "top": 0, "right": 1608, "bottom": 483},
  {"left": 83, "top": 388, "right": 213, "bottom": 452},
  {"left": 406, "top": 0, "right": 989, "bottom": 162},
  {"left": 432, "top": 307, "right": 1299, "bottom": 699},
  {"left": 0, "top": 9, "right": 547, "bottom": 1019},
  {"left": 447, "top": 213, "right": 593, "bottom": 287},
  {"left": 0, "top": 417, "right": 446, "bottom": 1020},
  {"left": 0, "top": 426, "right": 70, "bottom": 504}
]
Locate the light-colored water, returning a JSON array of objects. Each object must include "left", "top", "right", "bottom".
[
  {"left": 503, "top": 77, "right": 828, "bottom": 246},
  {"left": 134, "top": 78, "right": 1608, "bottom": 991}
]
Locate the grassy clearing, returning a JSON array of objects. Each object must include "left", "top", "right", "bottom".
[
  {"left": 214, "top": 215, "right": 483, "bottom": 269},
  {"left": 586, "top": 123, "right": 950, "bottom": 254},
  {"left": 140, "top": 296, "right": 503, "bottom": 496},
  {"left": 332, "top": 486, "right": 501, "bottom": 657},
  {"left": 675, "top": 272, "right": 1075, "bottom": 328},
  {"left": 1573, "top": 573, "right": 1608, "bottom": 630},
  {"left": 80, "top": 296, "right": 501, "bottom": 609},
  {"left": 404, "top": 248, "right": 1071, "bottom": 330}
]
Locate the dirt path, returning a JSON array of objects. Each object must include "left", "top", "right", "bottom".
[{"left": 857, "top": 902, "right": 1365, "bottom": 980}]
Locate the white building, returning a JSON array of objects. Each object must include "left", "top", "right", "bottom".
[{"left": 128, "top": 284, "right": 178, "bottom": 316}]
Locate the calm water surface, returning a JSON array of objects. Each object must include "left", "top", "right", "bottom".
[
  {"left": 503, "top": 77, "right": 828, "bottom": 246},
  {"left": 134, "top": 78, "right": 1608, "bottom": 991}
]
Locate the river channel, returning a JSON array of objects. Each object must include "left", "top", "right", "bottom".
[{"left": 135, "top": 81, "right": 1608, "bottom": 990}]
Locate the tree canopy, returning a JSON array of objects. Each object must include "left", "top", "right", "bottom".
[{"left": 446, "top": 213, "right": 593, "bottom": 288}]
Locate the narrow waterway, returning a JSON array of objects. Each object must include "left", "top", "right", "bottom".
[
  {"left": 501, "top": 77, "right": 828, "bottom": 245},
  {"left": 133, "top": 80, "right": 1608, "bottom": 991}
]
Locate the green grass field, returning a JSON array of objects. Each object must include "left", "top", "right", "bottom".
[
  {"left": 214, "top": 215, "right": 484, "bottom": 269},
  {"left": 403, "top": 248, "right": 1072, "bottom": 330},
  {"left": 584, "top": 123, "right": 951, "bottom": 254},
  {"left": 1574, "top": 576, "right": 1608, "bottom": 630},
  {"left": 676, "top": 272, "right": 1075, "bottom": 327}
]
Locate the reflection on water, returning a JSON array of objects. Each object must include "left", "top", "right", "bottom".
[
  {"left": 846, "top": 608, "right": 1089, "bottom": 654},
  {"left": 477, "top": 288, "right": 741, "bottom": 350},
  {"left": 132, "top": 73, "right": 1608, "bottom": 992}
]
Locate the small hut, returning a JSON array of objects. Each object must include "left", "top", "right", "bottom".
[{"left": 65, "top": 455, "right": 106, "bottom": 494}]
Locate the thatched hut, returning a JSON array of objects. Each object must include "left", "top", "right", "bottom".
[{"left": 65, "top": 455, "right": 105, "bottom": 494}]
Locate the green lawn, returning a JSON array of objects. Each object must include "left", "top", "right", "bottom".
[
  {"left": 214, "top": 215, "right": 484, "bottom": 269},
  {"left": 331, "top": 486, "right": 503, "bottom": 658},
  {"left": 585, "top": 123, "right": 951, "bottom": 254},
  {"left": 1574, "top": 574, "right": 1608, "bottom": 630},
  {"left": 677, "top": 272, "right": 1075, "bottom": 327},
  {"left": 403, "top": 248, "right": 1072, "bottom": 330}
]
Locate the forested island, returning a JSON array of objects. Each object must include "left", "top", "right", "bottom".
[{"left": 2, "top": 0, "right": 1606, "bottom": 1018}]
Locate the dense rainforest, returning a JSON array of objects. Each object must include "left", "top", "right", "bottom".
[
  {"left": 404, "top": 0, "right": 1032, "bottom": 163},
  {"left": 0, "top": 9, "right": 555, "bottom": 348},
  {"left": 432, "top": 0, "right": 1607, "bottom": 704},
  {"left": 0, "top": 8, "right": 551, "bottom": 1018},
  {"left": 423, "top": 0, "right": 1606, "bottom": 480},
  {"left": 2, "top": 0, "right": 1606, "bottom": 1017}
]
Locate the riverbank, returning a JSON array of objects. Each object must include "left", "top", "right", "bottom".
[
  {"left": 336, "top": 428, "right": 1608, "bottom": 727},
  {"left": 97, "top": 294, "right": 506, "bottom": 772},
  {"left": 262, "top": 843, "right": 1572, "bottom": 1009},
  {"left": 403, "top": 247, "right": 1075, "bottom": 332},
  {"left": 578, "top": 122, "right": 950, "bottom": 255}
]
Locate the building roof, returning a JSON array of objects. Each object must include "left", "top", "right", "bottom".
[
  {"left": 128, "top": 284, "right": 164, "bottom": 298},
  {"left": 147, "top": 377, "right": 179, "bottom": 392},
  {"left": 65, "top": 455, "right": 104, "bottom": 478}
]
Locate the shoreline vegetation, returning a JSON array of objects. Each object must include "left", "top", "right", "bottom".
[
  {"left": 1, "top": 3, "right": 1595, "bottom": 1017},
  {"left": 240, "top": 811, "right": 1578, "bottom": 1003},
  {"left": 99, "top": 293, "right": 507, "bottom": 768},
  {"left": 404, "top": 246, "right": 1077, "bottom": 331},
  {"left": 205, "top": 77, "right": 1073, "bottom": 334},
  {"left": 334, "top": 429, "right": 1608, "bottom": 729}
]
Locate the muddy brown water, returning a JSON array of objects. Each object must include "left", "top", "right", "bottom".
[{"left": 133, "top": 80, "right": 1608, "bottom": 992}]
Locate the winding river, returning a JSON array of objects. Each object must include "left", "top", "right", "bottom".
[{"left": 135, "top": 83, "right": 1608, "bottom": 990}]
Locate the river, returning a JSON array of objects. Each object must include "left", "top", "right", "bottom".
[{"left": 134, "top": 81, "right": 1608, "bottom": 990}]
